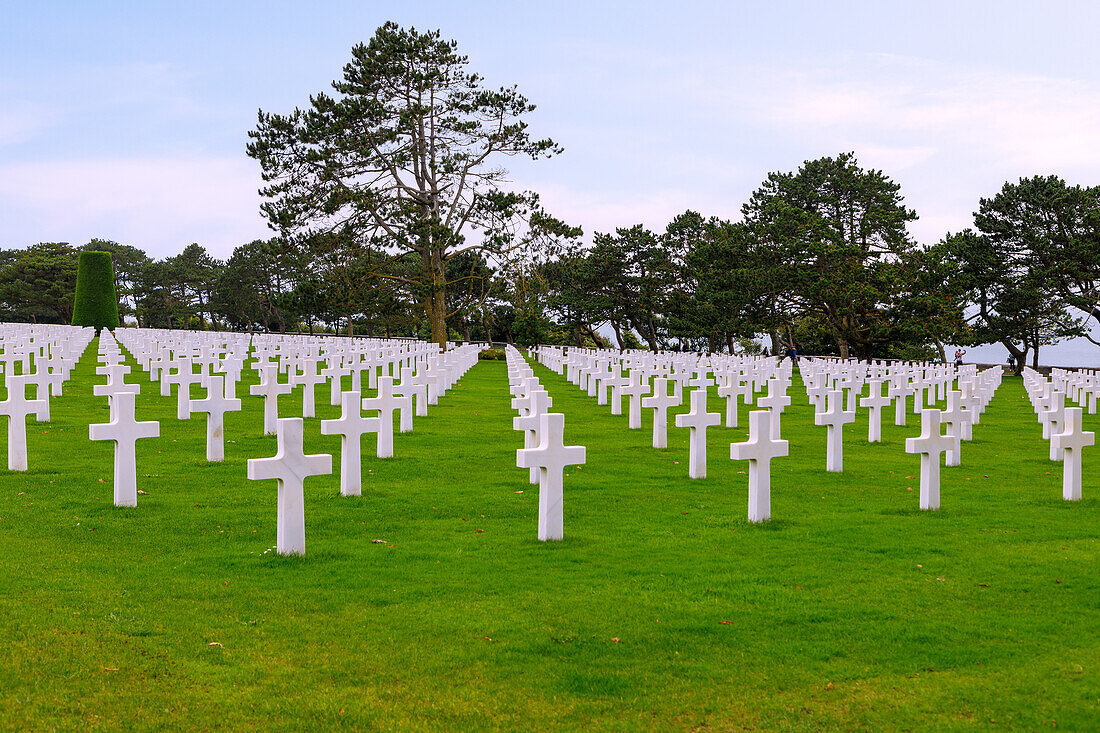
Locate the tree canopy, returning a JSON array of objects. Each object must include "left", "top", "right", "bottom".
[{"left": 246, "top": 22, "right": 577, "bottom": 348}]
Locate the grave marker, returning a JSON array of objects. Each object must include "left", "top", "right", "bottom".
[
  {"left": 730, "top": 410, "right": 788, "bottom": 522},
  {"left": 247, "top": 417, "right": 332, "bottom": 556}
]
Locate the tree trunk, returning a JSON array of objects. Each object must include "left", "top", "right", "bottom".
[
  {"left": 768, "top": 331, "right": 783, "bottom": 355},
  {"left": 610, "top": 320, "right": 624, "bottom": 350},
  {"left": 423, "top": 254, "right": 448, "bottom": 351},
  {"left": 837, "top": 337, "right": 850, "bottom": 359},
  {"left": 999, "top": 338, "right": 1027, "bottom": 375}
]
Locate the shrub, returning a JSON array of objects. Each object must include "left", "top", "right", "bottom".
[
  {"left": 478, "top": 348, "right": 506, "bottom": 361},
  {"left": 71, "top": 251, "right": 119, "bottom": 333}
]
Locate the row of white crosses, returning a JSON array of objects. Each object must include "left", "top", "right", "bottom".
[
  {"left": 532, "top": 346, "right": 791, "bottom": 522},
  {"left": 544, "top": 347, "right": 1021, "bottom": 514},
  {"left": 1049, "top": 366, "right": 1100, "bottom": 415},
  {"left": 93, "top": 327, "right": 482, "bottom": 556},
  {"left": 506, "top": 346, "right": 586, "bottom": 541},
  {"left": 798, "top": 357, "right": 1008, "bottom": 507},
  {"left": 0, "top": 324, "right": 95, "bottom": 471},
  {"left": 88, "top": 332, "right": 160, "bottom": 506},
  {"left": 533, "top": 345, "right": 791, "bottom": 481},
  {"left": 1022, "top": 367, "right": 1095, "bottom": 501}
]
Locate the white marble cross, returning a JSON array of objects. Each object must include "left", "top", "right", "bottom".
[
  {"left": 516, "top": 412, "right": 585, "bottom": 541},
  {"left": 88, "top": 391, "right": 159, "bottom": 507},
  {"left": 93, "top": 371, "right": 140, "bottom": 421},
  {"left": 604, "top": 368, "right": 627, "bottom": 416},
  {"left": 321, "top": 360, "right": 351, "bottom": 406},
  {"left": 1040, "top": 391, "right": 1067, "bottom": 461},
  {"left": 940, "top": 390, "right": 969, "bottom": 467},
  {"left": 730, "top": 410, "right": 788, "bottom": 522},
  {"left": 167, "top": 359, "right": 202, "bottom": 420},
  {"left": 189, "top": 375, "right": 242, "bottom": 462},
  {"left": 675, "top": 388, "right": 721, "bottom": 479},
  {"left": 904, "top": 408, "right": 958, "bottom": 511},
  {"left": 0, "top": 374, "right": 47, "bottom": 471},
  {"left": 642, "top": 377, "right": 679, "bottom": 449},
  {"left": 860, "top": 379, "right": 891, "bottom": 442},
  {"left": 294, "top": 357, "right": 325, "bottom": 418},
  {"left": 716, "top": 378, "right": 746, "bottom": 427},
  {"left": 247, "top": 417, "right": 332, "bottom": 555},
  {"left": 361, "top": 376, "right": 409, "bottom": 458},
  {"left": 814, "top": 389, "right": 855, "bottom": 472},
  {"left": 250, "top": 364, "right": 292, "bottom": 436},
  {"left": 621, "top": 370, "right": 650, "bottom": 429},
  {"left": 1052, "top": 407, "right": 1094, "bottom": 501},
  {"left": 687, "top": 370, "right": 714, "bottom": 392},
  {"left": 321, "top": 390, "right": 379, "bottom": 497},
  {"left": 889, "top": 379, "right": 912, "bottom": 426},
  {"left": 25, "top": 366, "right": 53, "bottom": 421},
  {"left": 396, "top": 364, "right": 429, "bottom": 420},
  {"left": 513, "top": 389, "right": 552, "bottom": 484},
  {"left": 756, "top": 378, "right": 791, "bottom": 440}
]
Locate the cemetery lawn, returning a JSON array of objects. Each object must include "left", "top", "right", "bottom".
[{"left": 1, "top": 342, "right": 1099, "bottom": 732}]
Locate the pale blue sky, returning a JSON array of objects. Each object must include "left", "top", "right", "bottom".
[{"left": 3, "top": 0, "right": 1100, "bottom": 264}]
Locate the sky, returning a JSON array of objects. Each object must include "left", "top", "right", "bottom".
[{"left": 2, "top": 0, "right": 1099, "bottom": 363}]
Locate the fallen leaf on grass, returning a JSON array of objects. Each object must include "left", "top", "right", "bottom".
[
  {"left": 718, "top": 621, "right": 733, "bottom": 625},
  {"left": 475, "top": 529, "right": 484, "bottom": 533},
  {"left": 514, "top": 491, "right": 523, "bottom": 494},
  {"left": 937, "top": 577, "right": 945, "bottom": 582},
  {"left": 481, "top": 637, "right": 492, "bottom": 642},
  {"left": 97, "top": 479, "right": 105, "bottom": 483},
  {"left": 611, "top": 637, "right": 621, "bottom": 642},
  {"left": 208, "top": 642, "right": 223, "bottom": 648},
  {"left": 371, "top": 539, "right": 386, "bottom": 544},
  {"left": 103, "top": 667, "right": 118, "bottom": 672},
  {"left": 137, "top": 490, "right": 146, "bottom": 495}
]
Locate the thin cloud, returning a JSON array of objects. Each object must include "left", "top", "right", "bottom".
[{"left": 0, "top": 156, "right": 271, "bottom": 258}]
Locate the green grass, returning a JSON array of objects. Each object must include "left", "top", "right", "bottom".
[{"left": 0, "top": 340, "right": 1097, "bottom": 730}]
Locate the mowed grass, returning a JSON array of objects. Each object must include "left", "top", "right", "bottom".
[{"left": 0, "top": 340, "right": 1097, "bottom": 731}]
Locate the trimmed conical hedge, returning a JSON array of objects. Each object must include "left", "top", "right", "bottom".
[{"left": 72, "top": 251, "right": 120, "bottom": 332}]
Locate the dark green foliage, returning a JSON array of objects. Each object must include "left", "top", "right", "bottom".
[
  {"left": 741, "top": 152, "right": 919, "bottom": 358},
  {"left": 247, "top": 22, "right": 576, "bottom": 348},
  {"left": 82, "top": 239, "right": 150, "bottom": 325},
  {"left": 477, "top": 348, "right": 506, "bottom": 360},
  {"left": 71, "top": 250, "right": 119, "bottom": 331},
  {"left": 0, "top": 242, "right": 79, "bottom": 323}
]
